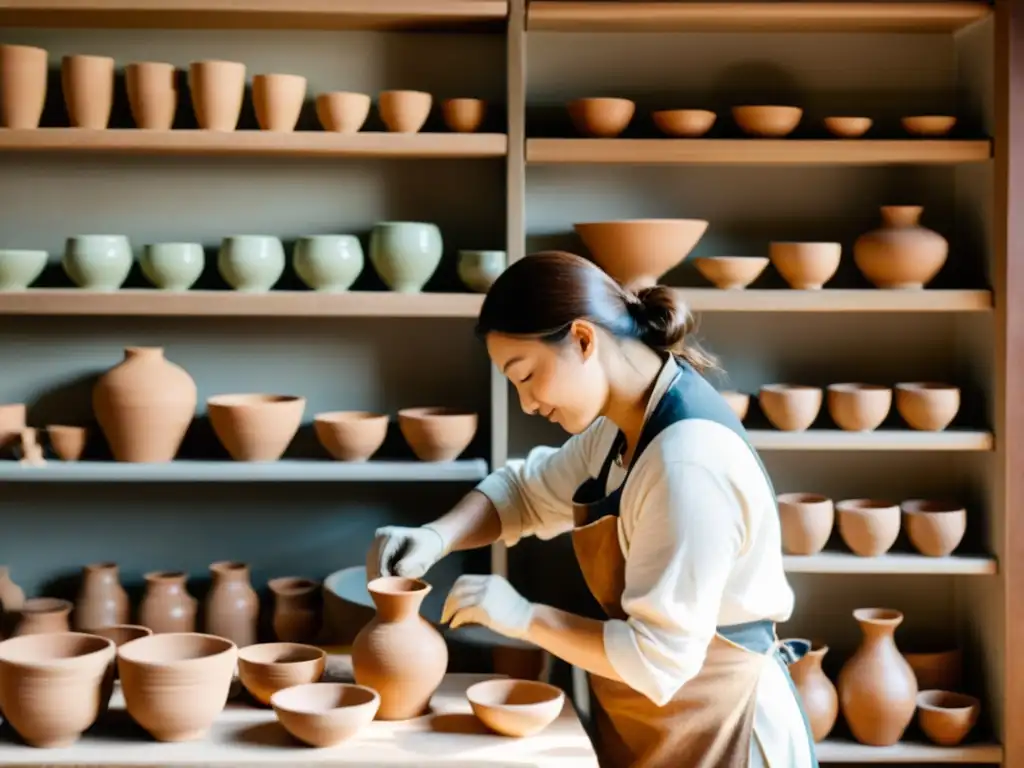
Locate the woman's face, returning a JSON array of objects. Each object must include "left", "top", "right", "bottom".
[{"left": 486, "top": 322, "right": 608, "bottom": 434}]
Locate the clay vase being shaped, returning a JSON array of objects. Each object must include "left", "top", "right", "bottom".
[
  {"left": 786, "top": 640, "right": 838, "bottom": 742},
  {"left": 61, "top": 54, "right": 114, "bottom": 129},
  {"left": 204, "top": 561, "right": 258, "bottom": 648},
  {"left": 369, "top": 222, "right": 443, "bottom": 293},
  {"left": 0, "top": 44, "right": 48, "bottom": 129},
  {"left": 12, "top": 598, "right": 73, "bottom": 636},
  {"left": 139, "top": 571, "right": 197, "bottom": 634},
  {"left": 126, "top": 62, "right": 177, "bottom": 130},
  {"left": 837, "top": 608, "right": 918, "bottom": 746},
  {"left": 74, "top": 562, "right": 130, "bottom": 632},
  {"left": 269, "top": 577, "right": 322, "bottom": 644},
  {"left": 854, "top": 206, "right": 948, "bottom": 290},
  {"left": 93, "top": 347, "right": 197, "bottom": 463},
  {"left": 352, "top": 576, "right": 448, "bottom": 720},
  {"left": 188, "top": 60, "right": 246, "bottom": 131}
]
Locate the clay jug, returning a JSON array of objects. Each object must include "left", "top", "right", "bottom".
[
  {"left": 93, "top": 347, "right": 197, "bottom": 463},
  {"left": 352, "top": 576, "right": 448, "bottom": 720},
  {"left": 837, "top": 608, "right": 918, "bottom": 746},
  {"left": 204, "top": 561, "right": 258, "bottom": 647},
  {"left": 139, "top": 571, "right": 197, "bottom": 634},
  {"left": 787, "top": 639, "right": 838, "bottom": 742},
  {"left": 268, "top": 577, "right": 322, "bottom": 643},
  {"left": 853, "top": 206, "right": 948, "bottom": 290},
  {"left": 12, "top": 598, "right": 72, "bottom": 636},
  {"left": 74, "top": 562, "right": 129, "bottom": 632}
]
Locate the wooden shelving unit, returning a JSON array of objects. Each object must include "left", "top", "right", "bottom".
[
  {"left": 783, "top": 552, "right": 997, "bottom": 576},
  {"left": 815, "top": 738, "right": 1002, "bottom": 764},
  {"left": 746, "top": 430, "right": 994, "bottom": 452}
]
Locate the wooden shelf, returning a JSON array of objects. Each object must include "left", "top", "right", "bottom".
[
  {"left": 527, "top": 2, "right": 992, "bottom": 33},
  {"left": 784, "top": 552, "right": 997, "bottom": 576},
  {"left": 0, "top": 459, "right": 490, "bottom": 483},
  {"left": 815, "top": 738, "right": 1002, "bottom": 763},
  {"left": 0, "top": 0, "right": 508, "bottom": 31},
  {"left": 527, "top": 139, "right": 992, "bottom": 166},
  {"left": 747, "top": 430, "right": 993, "bottom": 452},
  {"left": 0, "top": 130, "right": 508, "bottom": 160},
  {"left": 673, "top": 289, "right": 992, "bottom": 313}
]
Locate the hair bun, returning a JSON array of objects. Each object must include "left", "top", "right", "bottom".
[{"left": 633, "top": 285, "right": 689, "bottom": 351}]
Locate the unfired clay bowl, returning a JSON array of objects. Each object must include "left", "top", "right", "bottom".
[
  {"left": 207, "top": 394, "right": 306, "bottom": 462},
  {"left": 719, "top": 391, "right": 749, "bottom": 421},
  {"left": 758, "top": 384, "right": 823, "bottom": 432},
  {"left": 90, "top": 624, "right": 153, "bottom": 679},
  {"left": 0, "top": 249, "right": 47, "bottom": 290},
  {"left": 467, "top": 679, "right": 565, "bottom": 737},
  {"left": 777, "top": 492, "right": 834, "bottom": 556},
  {"left": 316, "top": 91, "right": 371, "bottom": 133},
  {"left": 894, "top": 383, "right": 960, "bottom": 431},
  {"left": 652, "top": 109, "right": 716, "bottom": 138},
  {"left": 314, "top": 411, "right": 388, "bottom": 462},
  {"left": 901, "top": 500, "right": 967, "bottom": 557},
  {"left": 836, "top": 498, "right": 901, "bottom": 557},
  {"left": 271, "top": 682, "right": 380, "bottom": 747},
  {"left": 442, "top": 98, "right": 486, "bottom": 133},
  {"left": 574, "top": 219, "right": 709, "bottom": 290},
  {"left": 378, "top": 90, "right": 432, "bottom": 133},
  {"left": 902, "top": 115, "right": 956, "bottom": 137},
  {"left": 732, "top": 105, "right": 803, "bottom": 137},
  {"left": 769, "top": 242, "right": 841, "bottom": 290},
  {"left": 826, "top": 383, "right": 892, "bottom": 432},
  {"left": 238, "top": 642, "right": 327, "bottom": 706},
  {"left": 916, "top": 690, "right": 979, "bottom": 746},
  {"left": 399, "top": 407, "right": 477, "bottom": 462},
  {"left": 567, "top": 97, "right": 635, "bottom": 138},
  {"left": 693, "top": 256, "right": 768, "bottom": 290},
  {"left": 824, "top": 116, "right": 872, "bottom": 138},
  {"left": 45, "top": 425, "right": 88, "bottom": 461}
]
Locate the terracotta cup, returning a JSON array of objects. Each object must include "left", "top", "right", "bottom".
[
  {"left": 126, "top": 61, "right": 177, "bottom": 130},
  {"left": 253, "top": 73, "right": 307, "bottom": 132},
  {"left": 837, "top": 498, "right": 901, "bottom": 557},
  {"left": 777, "top": 493, "right": 834, "bottom": 556},
  {"left": 0, "top": 44, "right": 48, "bottom": 128},
  {"left": 441, "top": 97, "right": 486, "bottom": 133},
  {"left": 46, "top": 425, "right": 88, "bottom": 461},
  {"left": 894, "top": 383, "right": 960, "bottom": 431},
  {"left": 758, "top": 384, "right": 823, "bottom": 432},
  {"left": 378, "top": 90, "right": 432, "bottom": 133},
  {"left": 917, "top": 690, "right": 979, "bottom": 747},
  {"left": 901, "top": 499, "right": 967, "bottom": 557},
  {"left": 316, "top": 91, "right": 371, "bottom": 133},
  {"left": 188, "top": 60, "right": 246, "bottom": 131},
  {"left": 0, "top": 403, "right": 27, "bottom": 452},
  {"left": 826, "top": 383, "right": 892, "bottom": 432},
  {"left": 62, "top": 54, "right": 115, "bottom": 129},
  {"left": 567, "top": 97, "right": 635, "bottom": 138}
]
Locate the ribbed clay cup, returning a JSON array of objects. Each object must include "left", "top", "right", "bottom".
[
  {"left": 207, "top": 394, "right": 306, "bottom": 461},
  {"left": 293, "top": 235, "right": 365, "bottom": 292},
  {"left": 786, "top": 640, "right": 838, "bottom": 742},
  {"left": 827, "top": 383, "right": 892, "bottom": 432},
  {"left": 398, "top": 407, "right": 478, "bottom": 462},
  {"left": 378, "top": 90, "right": 432, "bottom": 133},
  {"left": 63, "top": 234, "right": 133, "bottom": 290},
  {"left": 74, "top": 561, "right": 129, "bottom": 632},
  {"left": 141, "top": 242, "right": 205, "bottom": 290},
  {"left": 837, "top": 499, "right": 901, "bottom": 557},
  {"left": 315, "top": 411, "right": 388, "bottom": 462},
  {"left": 61, "top": 54, "right": 114, "bottom": 129},
  {"left": 369, "top": 222, "right": 443, "bottom": 293},
  {"left": 777, "top": 493, "right": 834, "bottom": 555},
  {"left": 442, "top": 97, "right": 486, "bottom": 132},
  {"left": 46, "top": 425, "right": 87, "bottom": 461},
  {"left": 238, "top": 642, "right": 327, "bottom": 705},
  {"left": 901, "top": 499, "right": 967, "bottom": 557},
  {"left": 0, "top": 44, "right": 48, "bottom": 128},
  {"left": 895, "top": 383, "right": 960, "bottom": 431},
  {"left": 769, "top": 242, "right": 841, "bottom": 290},
  {"left": 268, "top": 577, "right": 322, "bottom": 643},
  {"left": 126, "top": 62, "right": 177, "bottom": 130},
  {"left": 315, "top": 91, "right": 371, "bottom": 133},
  {"left": 758, "top": 384, "right": 823, "bottom": 431},
  {"left": 218, "top": 235, "right": 286, "bottom": 292},
  {"left": 253, "top": 73, "right": 306, "bottom": 132},
  {"left": 12, "top": 598, "right": 73, "bottom": 636},
  {"left": 188, "top": 60, "right": 245, "bottom": 131}
]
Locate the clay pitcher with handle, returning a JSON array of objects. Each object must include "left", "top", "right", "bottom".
[{"left": 786, "top": 639, "right": 838, "bottom": 742}]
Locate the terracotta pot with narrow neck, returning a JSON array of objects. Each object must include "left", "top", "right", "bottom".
[
  {"left": 837, "top": 608, "right": 918, "bottom": 746},
  {"left": 139, "top": 571, "right": 197, "bottom": 634},
  {"left": 204, "top": 561, "right": 258, "bottom": 648},
  {"left": 12, "top": 598, "right": 72, "bottom": 636},
  {"left": 268, "top": 577, "right": 322, "bottom": 644},
  {"left": 352, "top": 576, "right": 448, "bottom": 720},
  {"left": 74, "top": 562, "right": 129, "bottom": 632},
  {"left": 854, "top": 206, "right": 949, "bottom": 290},
  {"left": 93, "top": 347, "right": 197, "bottom": 463},
  {"left": 786, "top": 639, "right": 838, "bottom": 742}
]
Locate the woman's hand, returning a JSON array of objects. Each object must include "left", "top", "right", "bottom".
[
  {"left": 366, "top": 525, "right": 448, "bottom": 580},
  {"left": 441, "top": 574, "right": 534, "bottom": 639}
]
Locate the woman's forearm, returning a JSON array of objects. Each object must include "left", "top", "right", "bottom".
[
  {"left": 525, "top": 604, "right": 624, "bottom": 683},
  {"left": 428, "top": 490, "right": 503, "bottom": 552}
]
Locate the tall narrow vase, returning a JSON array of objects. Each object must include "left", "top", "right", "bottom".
[
  {"left": 139, "top": 571, "right": 197, "bottom": 634},
  {"left": 74, "top": 562, "right": 129, "bottom": 632},
  {"left": 787, "top": 640, "right": 838, "bottom": 742},
  {"left": 204, "top": 561, "right": 258, "bottom": 648}
]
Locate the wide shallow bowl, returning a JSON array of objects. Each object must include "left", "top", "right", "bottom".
[
  {"left": 467, "top": 679, "right": 565, "bottom": 737},
  {"left": 901, "top": 499, "right": 967, "bottom": 557},
  {"left": 314, "top": 411, "right": 388, "bottom": 462},
  {"left": 826, "top": 383, "right": 892, "bottom": 432},
  {"left": 398, "top": 407, "right": 477, "bottom": 462},
  {"left": 758, "top": 384, "right": 823, "bottom": 432},
  {"left": 0, "top": 249, "right": 47, "bottom": 290},
  {"left": 238, "top": 642, "right": 327, "bottom": 706},
  {"left": 916, "top": 690, "right": 979, "bottom": 746},
  {"left": 836, "top": 498, "right": 901, "bottom": 557},
  {"left": 719, "top": 391, "right": 749, "bottom": 421},
  {"left": 567, "top": 97, "right": 635, "bottom": 137},
  {"left": 777, "top": 492, "right": 834, "bottom": 556},
  {"left": 769, "top": 242, "right": 841, "bottom": 290},
  {"left": 651, "top": 108, "right": 716, "bottom": 137},
  {"left": 824, "top": 116, "right": 872, "bottom": 138},
  {"left": 574, "top": 219, "right": 709, "bottom": 290},
  {"left": 894, "top": 382, "right": 960, "bottom": 431},
  {"left": 732, "top": 105, "right": 803, "bottom": 137},
  {"left": 902, "top": 115, "right": 956, "bottom": 137},
  {"left": 271, "top": 682, "right": 380, "bottom": 747},
  {"left": 207, "top": 394, "right": 306, "bottom": 461},
  {"left": 693, "top": 256, "right": 768, "bottom": 290}
]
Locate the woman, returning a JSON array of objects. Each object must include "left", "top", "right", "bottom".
[{"left": 367, "top": 251, "right": 817, "bottom": 768}]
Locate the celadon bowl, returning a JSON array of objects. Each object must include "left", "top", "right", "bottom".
[
  {"left": 63, "top": 235, "right": 132, "bottom": 291},
  {"left": 369, "top": 222, "right": 442, "bottom": 293},
  {"left": 0, "top": 249, "right": 47, "bottom": 290},
  {"left": 217, "top": 235, "right": 285, "bottom": 292},
  {"left": 141, "top": 243, "right": 205, "bottom": 291}
]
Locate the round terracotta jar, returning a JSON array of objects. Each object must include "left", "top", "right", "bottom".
[
  {"left": 12, "top": 598, "right": 73, "bottom": 636},
  {"left": 139, "top": 571, "right": 197, "bottom": 634},
  {"left": 853, "top": 206, "right": 948, "bottom": 290},
  {"left": 204, "top": 561, "right": 258, "bottom": 648},
  {"left": 786, "top": 639, "right": 838, "bottom": 742}
]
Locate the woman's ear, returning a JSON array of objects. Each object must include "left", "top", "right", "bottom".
[{"left": 568, "top": 320, "right": 598, "bottom": 362}]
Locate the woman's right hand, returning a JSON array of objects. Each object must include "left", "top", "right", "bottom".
[{"left": 365, "top": 525, "right": 448, "bottom": 580}]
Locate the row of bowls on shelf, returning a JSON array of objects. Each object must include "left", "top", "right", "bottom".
[
  {"left": 568, "top": 98, "right": 960, "bottom": 139},
  {"left": 0, "top": 228, "right": 507, "bottom": 293},
  {"left": 0, "top": 45, "right": 488, "bottom": 134},
  {"left": 723, "top": 382, "right": 961, "bottom": 432},
  {"left": 778, "top": 495, "right": 967, "bottom": 558}
]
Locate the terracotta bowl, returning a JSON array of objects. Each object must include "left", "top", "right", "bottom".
[
  {"left": 894, "top": 383, "right": 960, "bottom": 431},
  {"left": 378, "top": 90, "right": 432, "bottom": 133},
  {"left": 238, "top": 642, "right": 327, "bottom": 706},
  {"left": 836, "top": 499, "right": 901, "bottom": 557},
  {"left": 91, "top": 624, "right": 153, "bottom": 680},
  {"left": 758, "top": 384, "right": 823, "bottom": 432},
  {"left": 652, "top": 108, "right": 716, "bottom": 138},
  {"left": 902, "top": 115, "right": 957, "bottom": 137},
  {"left": 574, "top": 219, "right": 709, "bottom": 290},
  {"left": 693, "top": 256, "right": 768, "bottom": 290},
  {"left": 824, "top": 116, "right": 872, "bottom": 138},
  {"left": 901, "top": 500, "right": 967, "bottom": 557},
  {"left": 314, "top": 411, "right": 388, "bottom": 462},
  {"left": 903, "top": 648, "right": 963, "bottom": 691},
  {"left": 769, "top": 242, "right": 842, "bottom": 290},
  {"left": 777, "top": 492, "right": 834, "bottom": 556},
  {"left": 732, "top": 105, "right": 803, "bottom": 137},
  {"left": 315, "top": 91, "right": 371, "bottom": 133},
  {"left": 0, "top": 632, "right": 115, "bottom": 748},
  {"left": 207, "top": 394, "right": 306, "bottom": 462},
  {"left": 567, "top": 97, "right": 635, "bottom": 138},
  {"left": 46, "top": 424, "right": 88, "bottom": 461},
  {"left": 916, "top": 690, "right": 979, "bottom": 746},
  {"left": 719, "top": 391, "right": 749, "bottom": 421},
  {"left": 826, "top": 383, "right": 892, "bottom": 432},
  {"left": 398, "top": 407, "right": 478, "bottom": 462},
  {"left": 466, "top": 679, "right": 565, "bottom": 737},
  {"left": 117, "top": 632, "right": 238, "bottom": 742},
  {"left": 271, "top": 682, "right": 380, "bottom": 747},
  {"left": 442, "top": 97, "right": 486, "bottom": 133}
]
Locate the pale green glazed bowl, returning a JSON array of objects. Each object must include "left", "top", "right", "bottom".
[
  {"left": 369, "top": 222, "right": 443, "bottom": 293},
  {"left": 293, "top": 235, "right": 365, "bottom": 292},
  {"left": 141, "top": 243, "right": 205, "bottom": 291},
  {"left": 0, "top": 249, "right": 48, "bottom": 290},
  {"left": 457, "top": 250, "right": 506, "bottom": 293},
  {"left": 63, "top": 235, "right": 133, "bottom": 291},
  {"left": 218, "top": 235, "right": 286, "bottom": 292}
]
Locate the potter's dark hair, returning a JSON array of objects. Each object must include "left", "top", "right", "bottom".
[{"left": 475, "top": 250, "right": 718, "bottom": 373}]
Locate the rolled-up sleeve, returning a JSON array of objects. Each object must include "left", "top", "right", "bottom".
[{"left": 603, "top": 460, "right": 744, "bottom": 706}]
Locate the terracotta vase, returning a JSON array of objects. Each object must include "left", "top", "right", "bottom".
[
  {"left": 74, "top": 562, "right": 129, "bottom": 632},
  {"left": 204, "top": 561, "right": 258, "bottom": 648},
  {"left": 139, "top": 571, "right": 197, "bottom": 634},
  {"left": 93, "top": 347, "right": 197, "bottom": 463},
  {"left": 0, "top": 44, "right": 48, "bottom": 129},
  {"left": 61, "top": 54, "right": 114, "bottom": 129},
  {"left": 126, "top": 61, "right": 177, "bottom": 130},
  {"left": 269, "top": 577, "right": 322, "bottom": 644},
  {"left": 188, "top": 60, "right": 246, "bottom": 131},
  {"left": 837, "top": 608, "right": 918, "bottom": 746},
  {"left": 787, "top": 640, "right": 838, "bottom": 742},
  {"left": 854, "top": 206, "right": 948, "bottom": 290},
  {"left": 352, "top": 576, "right": 448, "bottom": 720},
  {"left": 12, "top": 598, "right": 72, "bottom": 636},
  {"left": 253, "top": 73, "right": 306, "bottom": 132}
]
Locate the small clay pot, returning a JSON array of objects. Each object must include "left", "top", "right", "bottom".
[
  {"left": 139, "top": 571, "right": 197, "bottom": 634},
  {"left": 466, "top": 679, "right": 565, "bottom": 737},
  {"left": 777, "top": 493, "right": 834, "bottom": 556},
  {"left": 837, "top": 498, "right": 901, "bottom": 557},
  {"left": 204, "top": 561, "right": 258, "bottom": 648},
  {"left": 824, "top": 116, "right": 872, "bottom": 138},
  {"left": 901, "top": 500, "right": 967, "bottom": 557},
  {"left": 253, "top": 73, "right": 307, "bottom": 132},
  {"left": 826, "top": 383, "right": 892, "bottom": 432},
  {"left": 74, "top": 562, "right": 129, "bottom": 632},
  {"left": 693, "top": 256, "right": 768, "bottom": 290},
  {"left": 46, "top": 425, "right": 87, "bottom": 461},
  {"left": 378, "top": 90, "right": 432, "bottom": 133},
  {"left": 567, "top": 97, "right": 635, "bottom": 138},
  {"left": 188, "top": 60, "right": 246, "bottom": 131},
  {"left": 271, "top": 683, "right": 379, "bottom": 747},
  {"left": 126, "top": 61, "right": 177, "bottom": 130},
  {"left": 652, "top": 109, "right": 716, "bottom": 138},
  {"left": 719, "top": 391, "right": 749, "bottom": 422},
  {"left": 398, "top": 407, "right": 478, "bottom": 462},
  {"left": 268, "top": 577, "right": 322, "bottom": 644},
  {"left": 316, "top": 91, "right": 371, "bottom": 133},
  {"left": 442, "top": 97, "right": 486, "bottom": 132},
  {"left": 314, "top": 411, "right": 388, "bottom": 462},
  {"left": 61, "top": 54, "right": 114, "bottom": 129},
  {"left": 916, "top": 690, "right": 979, "bottom": 746},
  {"left": 769, "top": 242, "right": 841, "bottom": 290},
  {"left": 207, "top": 394, "right": 306, "bottom": 462},
  {"left": 732, "top": 105, "right": 802, "bottom": 137},
  {"left": 903, "top": 648, "right": 962, "bottom": 691},
  {"left": 787, "top": 640, "right": 838, "bottom": 741},
  {"left": 854, "top": 206, "right": 949, "bottom": 290},
  {"left": 238, "top": 642, "right": 327, "bottom": 705},
  {"left": 218, "top": 234, "right": 286, "bottom": 292},
  {"left": 12, "top": 597, "right": 72, "bottom": 636},
  {"left": 758, "top": 384, "right": 823, "bottom": 432},
  {"left": 0, "top": 403, "right": 26, "bottom": 453},
  {"left": 293, "top": 235, "right": 364, "bottom": 292},
  {"left": 0, "top": 44, "right": 48, "bottom": 129},
  {"left": 895, "top": 382, "right": 960, "bottom": 431},
  {"left": 902, "top": 115, "right": 956, "bottom": 137}
]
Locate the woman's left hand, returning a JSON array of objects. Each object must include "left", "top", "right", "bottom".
[{"left": 441, "top": 574, "right": 535, "bottom": 640}]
